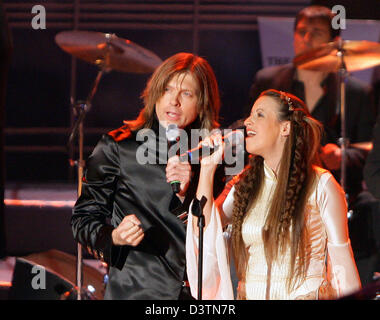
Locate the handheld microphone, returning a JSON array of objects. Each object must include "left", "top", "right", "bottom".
[
  {"left": 180, "top": 129, "right": 245, "bottom": 163},
  {"left": 166, "top": 124, "right": 181, "bottom": 194}
]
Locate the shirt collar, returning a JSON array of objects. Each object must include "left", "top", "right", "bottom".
[{"left": 263, "top": 160, "right": 277, "bottom": 182}]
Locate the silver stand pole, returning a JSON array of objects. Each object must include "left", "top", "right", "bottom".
[
  {"left": 68, "top": 68, "right": 105, "bottom": 300},
  {"left": 191, "top": 196, "right": 207, "bottom": 300},
  {"left": 336, "top": 39, "right": 353, "bottom": 219},
  {"left": 337, "top": 40, "right": 348, "bottom": 191}
]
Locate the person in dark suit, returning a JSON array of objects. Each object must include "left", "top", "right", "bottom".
[
  {"left": 245, "top": 5, "right": 378, "bottom": 286},
  {"left": 71, "top": 52, "right": 225, "bottom": 299},
  {"left": 363, "top": 105, "right": 380, "bottom": 285},
  {"left": 364, "top": 113, "right": 380, "bottom": 200}
]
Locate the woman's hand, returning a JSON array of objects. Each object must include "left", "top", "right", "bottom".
[
  {"left": 193, "top": 130, "right": 225, "bottom": 229},
  {"left": 199, "top": 131, "right": 225, "bottom": 172},
  {"left": 112, "top": 214, "right": 144, "bottom": 246}
]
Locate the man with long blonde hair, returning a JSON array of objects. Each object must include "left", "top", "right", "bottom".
[{"left": 71, "top": 52, "right": 225, "bottom": 299}]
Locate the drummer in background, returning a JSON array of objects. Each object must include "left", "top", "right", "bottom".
[{"left": 244, "top": 5, "right": 378, "bottom": 285}]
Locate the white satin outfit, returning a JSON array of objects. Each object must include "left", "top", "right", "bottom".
[{"left": 186, "top": 163, "right": 361, "bottom": 300}]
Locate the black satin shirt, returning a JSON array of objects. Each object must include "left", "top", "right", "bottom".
[{"left": 71, "top": 120, "right": 225, "bottom": 299}]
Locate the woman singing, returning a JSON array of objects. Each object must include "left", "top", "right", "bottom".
[{"left": 186, "top": 89, "right": 361, "bottom": 300}]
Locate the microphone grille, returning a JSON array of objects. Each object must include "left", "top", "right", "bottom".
[{"left": 166, "top": 124, "right": 180, "bottom": 142}]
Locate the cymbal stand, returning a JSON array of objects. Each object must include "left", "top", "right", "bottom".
[
  {"left": 336, "top": 38, "right": 352, "bottom": 217},
  {"left": 68, "top": 66, "right": 107, "bottom": 300}
]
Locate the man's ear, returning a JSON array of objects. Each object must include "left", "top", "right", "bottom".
[{"left": 281, "top": 121, "right": 291, "bottom": 137}]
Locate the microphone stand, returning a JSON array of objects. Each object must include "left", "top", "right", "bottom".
[
  {"left": 68, "top": 67, "right": 107, "bottom": 300},
  {"left": 191, "top": 196, "right": 207, "bottom": 300}
]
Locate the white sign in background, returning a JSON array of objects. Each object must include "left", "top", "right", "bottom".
[{"left": 258, "top": 17, "right": 380, "bottom": 84}]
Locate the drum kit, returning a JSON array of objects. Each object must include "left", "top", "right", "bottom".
[
  {"left": 54, "top": 30, "right": 380, "bottom": 300},
  {"left": 294, "top": 38, "right": 380, "bottom": 195}
]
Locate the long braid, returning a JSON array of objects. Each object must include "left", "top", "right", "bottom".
[
  {"left": 263, "top": 109, "right": 313, "bottom": 290},
  {"left": 283, "top": 111, "right": 311, "bottom": 290},
  {"left": 280, "top": 112, "right": 308, "bottom": 243}
]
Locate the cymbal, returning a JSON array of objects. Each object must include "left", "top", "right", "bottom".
[
  {"left": 55, "top": 30, "right": 162, "bottom": 74},
  {"left": 293, "top": 40, "right": 380, "bottom": 73},
  {"left": 351, "top": 141, "right": 373, "bottom": 152}
]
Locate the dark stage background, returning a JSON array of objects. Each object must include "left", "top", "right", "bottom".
[
  {"left": 3, "top": 0, "right": 380, "bottom": 183},
  {"left": 1, "top": 0, "right": 380, "bottom": 289},
  {"left": 3, "top": 0, "right": 315, "bottom": 183}
]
